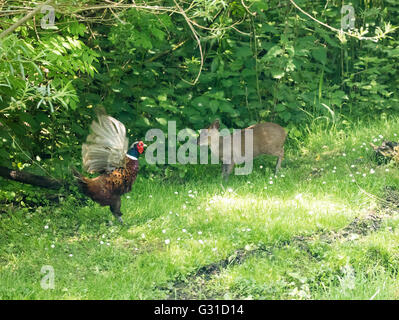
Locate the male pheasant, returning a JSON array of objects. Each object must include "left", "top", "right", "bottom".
[{"left": 74, "top": 109, "right": 145, "bottom": 224}]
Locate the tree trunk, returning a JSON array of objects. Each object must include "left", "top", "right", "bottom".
[{"left": 0, "top": 166, "right": 63, "bottom": 190}]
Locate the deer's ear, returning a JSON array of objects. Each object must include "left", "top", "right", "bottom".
[{"left": 210, "top": 119, "right": 220, "bottom": 129}]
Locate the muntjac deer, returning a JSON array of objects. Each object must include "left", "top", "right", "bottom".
[{"left": 198, "top": 120, "right": 287, "bottom": 181}]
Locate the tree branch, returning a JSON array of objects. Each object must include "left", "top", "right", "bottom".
[
  {"left": 0, "top": 0, "right": 53, "bottom": 39},
  {"left": 0, "top": 166, "right": 64, "bottom": 190}
]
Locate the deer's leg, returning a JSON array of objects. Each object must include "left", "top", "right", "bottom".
[
  {"left": 222, "top": 163, "right": 235, "bottom": 182},
  {"left": 110, "top": 196, "right": 123, "bottom": 224},
  {"left": 275, "top": 148, "right": 284, "bottom": 174}
]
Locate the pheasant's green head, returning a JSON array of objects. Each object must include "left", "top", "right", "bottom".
[{"left": 127, "top": 141, "right": 146, "bottom": 159}]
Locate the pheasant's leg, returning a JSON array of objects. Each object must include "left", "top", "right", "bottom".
[{"left": 110, "top": 197, "right": 123, "bottom": 224}]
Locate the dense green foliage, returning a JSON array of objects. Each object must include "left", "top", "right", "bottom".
[{"left": 0, "top": 0, "right": 398, "bottom": 177}]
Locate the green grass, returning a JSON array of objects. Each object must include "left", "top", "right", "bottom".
[{"left": 2, "top": 115, "right": 399, "bottom": 299}]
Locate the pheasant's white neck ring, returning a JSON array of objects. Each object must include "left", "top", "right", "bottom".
[{"left": 126, "top": 154, "right": 138, "bottom": 160}]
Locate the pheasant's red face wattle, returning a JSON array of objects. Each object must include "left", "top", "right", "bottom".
[{"left": 137, "top": 141, "right": 145, "bottom": 154}]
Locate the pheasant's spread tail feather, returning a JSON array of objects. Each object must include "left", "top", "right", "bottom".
[{"left": 82, "top": 108, "right": 128, "bottom": 174}]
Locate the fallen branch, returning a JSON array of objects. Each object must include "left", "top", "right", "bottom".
[{"left": 0, "top": 166, "right": 64, "bottom": 190}]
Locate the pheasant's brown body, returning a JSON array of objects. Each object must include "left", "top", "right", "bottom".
[
  {"left": 77, "top": 157, "right": 139, "bottom": 222},
  {"left": 75, "top": 108, "right": 145, "bottom": 224}
]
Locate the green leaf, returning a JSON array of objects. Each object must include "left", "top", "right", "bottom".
[
  {"left": 156, "top": 117, "right": 167, "bottom": 126},
  {"left": 236, "top": 46, "right": 253, "bottom": 58},
  {"left": 312, "top": 47, "right": 327, "bottom": 65}
]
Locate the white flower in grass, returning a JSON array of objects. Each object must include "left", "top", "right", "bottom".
[
  {"left": 352, "top": 148, "right": 356, "bottom": 152},
  {"left": 44, "top": 225, "right": 49, "bottom": 229},
  {"left": 182, "top": 229, "right": 187, "bottom": 233},
  {"left": 198, "top": 231, "right": 202, "bottom": 235},
  {"left": 356, "top": 171, "right": 360, "bottom": 175},
  {"left": 126, "top": 196, "right": 131, "bottom": 199},
  {"left": 227, "top": 188, "right": 233, "bottom": 193},
  {"left": 352, "top": 179, "right": 356, "bottom": 182},
  {"left": 69, "top": 254, "right": 73, "bottom": 257},
  {"left": 174, "top": 191, "right": 179, "bottom": 195},
  {"left": 322, "top": 181, "right": 326, "bottom": 184},
  {"left": 149, "top": 195, "right": 152, "bottom": 198},
  {"left": 269, "top": 181, "right": 273, "bottom": 185},
  {"left": 212, "top": 247, "right": 217, "bottom": 252},
  {"left": 342, "top": 153, "right": 347, "bottom": 157},
  {"left": 182, "top": 205, "right": 186, "bottom": 209},
  {"left": 162, "top": 229, "right": 166, "bottom": 234},
  {"left": 165, "top": 239, "right": 170, "bottom": 245},
  {"left": 188, "top": 190, "right": 192, "bottom": 193},
  {"left": 198, "top": 240, "right": 204, "bottom": 245},
  {"left": 394, "top": 133, "right": 397, "bottom": 137},
  {"left": 349, "top": 174, "right": 353, "bottom": 177},
  {"left": 51, "top": 244, "right": 55, "bottom": 248},
  {"left": 141, "top": 233, "right": 146, "bottom": 239},
  {"left": 106, "top": 243, "right": 110, "bottom": 246},
  {"left": 379, "top": 135, "right": 383, "bottom": 139},
  {"left": 205, "top": 207, "right": 210, "bottom": 211},
  {"left": 260, "top": 165, "right": 263, "bottom": 169},
  {"left": 370, "top": 169, "right": 375, "bottom": 174},
  {"left": 373, "top": 138, "right": 378, "bottom": 142},
  {"left": 280, "top": 174, "right": 285, "bottom": 178},
  {"left": 385, "top": 168, "right": 390, "bottom": 172},
  {"left": 100, "top": 241, "right": 104, "bottom": 245},
  {"left": 264, "top": 186, "right": 267, "bottom": 190},
  {"left": 332, "top": 170, "right": 336, "bottom": 173},
  {"left": 351, "top": 165, "right": 355, "bottom": 168},
  {"left": 362, "top": 173, "right": 367, "bottom": 177}
]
